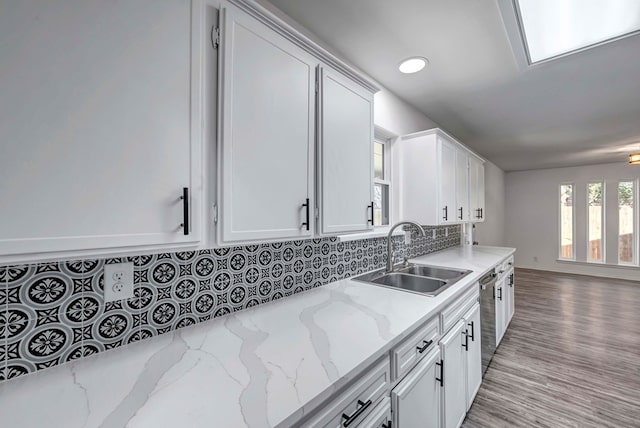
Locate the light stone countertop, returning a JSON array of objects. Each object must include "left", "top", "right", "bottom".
[{"left": 0, "top": 246, "right": 515, "bottom": 428}]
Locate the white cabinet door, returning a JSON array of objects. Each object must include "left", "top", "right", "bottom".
[
  {"left": 0, "top": 0, "right": 202, "bottom": 260},
  {"left": 440, "top": 320, "right": 467, "bottom": 428},
  {"left": 438, "top": 139, "right": 457, "bottom": 224},
  {"left": 455, "top": 150, "right": 469, "bottom": 222},
  {"left": 463, "top": 303, "right": 482, "bottom": 410},
  {"left": 469, "top": 157, "right": 485, "bottom": 222},
  {"left": 391, "top": 347, "right": 441, "bottom": 428},
  {"left": 319, "top": 66, "right": 374, "bottom": 235},
  {"left": 495, "top": 277, "right": 506, "bottom": 345},
  {"left": 506, "top": 268, "right": 515, "bottom": 325},
  {"left": 218, "top": 5, "right": 316, "bottom": 244}
]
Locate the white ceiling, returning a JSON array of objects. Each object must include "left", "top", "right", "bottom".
[{"left": 266, "top": 0, "right": 640, "bottom": 171}]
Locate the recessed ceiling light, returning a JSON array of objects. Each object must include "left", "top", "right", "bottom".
[{"left": 398, "top": 57, "right": 428, "bottom": 74}]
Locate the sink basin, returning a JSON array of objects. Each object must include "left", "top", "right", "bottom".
[
  {"left": 353, "top": 263, "right": 472, "bottom": 296},
  {"left": 371, "top": 273, "right": 447, "bottom": 293},
  {"left": 395, "top": 265, "right": 468, "bottom": 280}
]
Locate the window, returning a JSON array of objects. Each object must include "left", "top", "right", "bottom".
[
  {"left": 618, "top": 181, "right": 636, "bottom": 264},
  {"left": 559, "top": 184, "right": 574, "bottom": 259},
  {"left": 373, "top": 140, "right": 390, "bottom": 226},
  {"left": 587, "top": 182, "right": 604, "bottom": 262}
]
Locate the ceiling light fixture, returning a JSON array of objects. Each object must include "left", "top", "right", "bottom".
[
  {"left": 629, "top": 152, "right": 640, "bottom": 165},
  {"left": 398, "top": 57, "right": 428, "bottom": 74}
]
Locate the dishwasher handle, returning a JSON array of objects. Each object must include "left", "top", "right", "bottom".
[{"left": 479, "top": 272, "right": 497, "bottom": 286}]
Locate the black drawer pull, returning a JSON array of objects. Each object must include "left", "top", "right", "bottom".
[
  {"left": 468, "top": 320, "right": 475, "bottom": 341},
  {"left": 180, "top": 187, "right": 189, "bottom": 235},
  {"left": 498, "top": 287, "right": 503, "bottom": 301},
  {"left": 368, "top": 201, "right": 374, "bottom": 225},
  {"left": 463, "top": 329, "right": 469, "bottom": 351},
  {"left": 510, "top": 273, "right": 514, "bottom": 287},
  {"left": 416, "top": 339, "right": 433, "bottom": 354},
  {"left": 301, "top": 198, "right": 310, "bottom": 231},
  {"left": 480, "top": 208, "right": 483, "bottom": 218},
  {"left": 381, "top": 421, "right": 392, "bottom": 428},
  {"left": 435, "top": 359, "right": 444, "bottom": 387},
  {"left": 443, "top": 206, "right": 448, "bottom": 221},
  {"left": 458, "top": 206, "right": 463, "bottom": 220},
  {"left": 342, "top": 399, "right": 372, "bottom": 427}
]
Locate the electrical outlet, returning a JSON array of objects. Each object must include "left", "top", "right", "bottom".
[{"left": 104, "top": 262, "right": 134, "bottom": 303}]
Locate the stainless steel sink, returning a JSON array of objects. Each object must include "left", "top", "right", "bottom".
[
  {"left": 395, "top": 265, "right": 468, "bottom": 280},
  {"left": 353, "top": 263, "right": 472, "bottom": 296}
]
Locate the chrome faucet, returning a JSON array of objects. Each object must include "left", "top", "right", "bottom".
[{"left": 386, "top": 221, "right": 426, "bottom": 273}]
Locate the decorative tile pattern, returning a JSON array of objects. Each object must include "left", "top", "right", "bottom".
[{"left": 0, "top": 225, "right": 459, "bottom": 383}]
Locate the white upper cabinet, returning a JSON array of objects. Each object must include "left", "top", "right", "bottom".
[
  {"left": 400, "top": 129, "right": 484, "bottom": 225},
  {"left": 217, "top": 5, "right": 317, "bottom": 244},
  {"left": 0, "top": 0, "right": 203, "bottom": 262},
  {"left": 216, "top": 2, "right": 377, "bottom": 244},
  {"left": 439, "top": 140, "right": 458, "bottom": 224},
  {"left": 318, "top": 66, "right": 374, "bottom": 235},
  {"left": 469, "top": 155, "right": 485, "bottom": 222},
  {"left": 455, "top": 149, "right": 470, "bottom": 222}
]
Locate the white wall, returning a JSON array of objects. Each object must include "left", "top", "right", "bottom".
[
  {"left": 505, "top": 162, "right": 640, "bottom": 280},
  {"left": 373, "top": 89, "right": 439, "bottom": 136},
  {"left": 474, "top": 161, "right": 505, "bottom": 246}
]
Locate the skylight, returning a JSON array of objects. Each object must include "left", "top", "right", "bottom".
[{"left": 516, "top": 0, "right": 640, "bottom": 63}]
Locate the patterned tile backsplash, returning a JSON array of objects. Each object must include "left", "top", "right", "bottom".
[{"left": 0, "top": 225, "right": 460, "bottom": 383}]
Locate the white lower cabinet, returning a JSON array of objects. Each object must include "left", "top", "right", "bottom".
[
  {"left": 463, "top": 303, "right": 482, "bottom": 410},
  {"left": 306, "top": 285, "right": 488, "bottom": 428},
  {"left": 506, "top": 268, "right": 515, "bottom": 325},
  {"left": 391, "top": 347, "right": 442, "bottom": 428},
  {"left": 495, "top": 276, "right": 507, "bottom": 345},
  {"left": 440, "top": 320, "right": 468, "bottom": 428}
]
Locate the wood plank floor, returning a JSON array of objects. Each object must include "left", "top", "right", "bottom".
[{"left": 462, "top": 268, "right": 640, "bottom": 428}]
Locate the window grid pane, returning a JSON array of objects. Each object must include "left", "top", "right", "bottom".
[
  {"left": 560, "top": 184, "right": 574, "bottom": 259},
  {"left": 374, "top": 141, "right": 384, "bottom": 180},
  {"left": 587, "top": 182, "right": 603, "bottom": 262},
  {"left": 374, "top": 183, "right": 389, "bottom": 226},
  {"left": 618, "top": 181, "right": 634, "bottom": 264}
]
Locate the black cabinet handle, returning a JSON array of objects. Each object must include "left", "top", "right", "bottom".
[
  {"left": 463, "top": 329, "right": 469, "bottom": 351},
  {"left": 443, "top": 206, "right": 448, "bottom": 221},
  {"left": 435, "top": 359, "right": 444, "bottom": 387},
  {"left": 301, "top": 198, "right": 310, "bottom": 231},
  {"left": 342, "top": 399, "right": 372, "bottom": 427},
  {"left": 480, "top": 208, "right": 483, "bottom": 218},
  {"left": 498, "top": 287, "right": 503, "bottom": 301},
  {"left": 381, "top": 421, "right": 392, "bottom": 428},
  {"left": 368, "top": 201, "right": 374, "bottom": 225},
  {"left": 510, "top": 273, "right": 514, "bottom": 287},
  {"left": 458, "top": 206, "right": 463, "bottom": 220},
  {"left": 468, "top": 320, "right": 475, "bottom": 341},
  {"left": 416, "top": 339, "right": 433, "bottom": 354},
  {"left": 180, "top": 187, "right": 189, "bottom": 235}
]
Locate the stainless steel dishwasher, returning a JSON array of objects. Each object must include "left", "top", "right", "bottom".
[{"left": 479, "top": 269, "right": 497, "bottom": 375}]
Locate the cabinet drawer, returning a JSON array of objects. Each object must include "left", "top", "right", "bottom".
[
  {"left": 302, "top": 357, "right": 390, "bottom": 428},
  {"left": 391, "top": 316, "right": 439, "bottom": 382},
  {"left": 356, "top": 397, "right": 391, "bottom": 428},
  {"left": 440, "top": 284, "right": 479, "bottom": 334}
]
